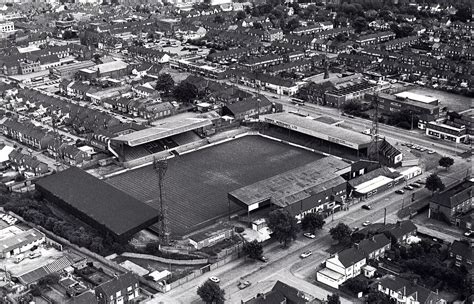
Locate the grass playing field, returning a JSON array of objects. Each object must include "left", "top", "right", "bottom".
[{"left": 106, "top": 135, "right": 323, "bottom": 237}]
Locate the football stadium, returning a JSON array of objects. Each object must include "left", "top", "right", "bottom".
[{"left": 106, "top": 135, "right": 325, "bottom": 237}]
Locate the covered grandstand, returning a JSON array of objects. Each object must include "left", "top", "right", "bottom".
[
  {"left": 109, "top": 115, "right": 212, "bottom": 165},
  {"left": 260, "top": 112, "right": 372, "bottom": 159},
  {"left": 228, "top": 156, "right": 351, "bottom": 222},
  {"left": 35, "top": 167, "right": 160, "bottom": 242}
]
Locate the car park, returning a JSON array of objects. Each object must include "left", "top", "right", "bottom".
[
  {"left": 395, "top": 189, "right": 405, "bottom": 194},
  {"left": 361, "top": 205, "right": 371, "bottom": 210},
  {"left": 209, "top": 276, "right": 220, "bottom": 283},
  {"left": 362, "top": 221, "right": 371, "bottom": 226},
  {"left": 303, "top": 232, "right": 316, "bottom": 239},
  {"left": 300, "top": 250, "right": 312, "bottom": 258}
]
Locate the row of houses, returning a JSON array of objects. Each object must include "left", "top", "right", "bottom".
[{"left": 317, "top": 220, "right": 417, "bottom": 289}]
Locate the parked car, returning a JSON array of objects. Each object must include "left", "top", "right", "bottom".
[
  {"left": 361, "top": 205, "right": 371, "bottom": 210},
  {"left": 28, "top": 251, "right": 42, "bottom": 259},
  {"left": 404, "top": 185, "right": 414, "bottom": 190},
  {"left": 300, "top": 251, "right": 312, "bottom": 258},
  {"left": 464, "top": 230, "right": 473, "bottom": 237},
  {"left": 259, "top": 256, "right": 268, "bottom": 262},
  {"left": 410, "top": 183, "right": 421, "bottom": 188},
  {"left": 416, "top": 179, "right": 426, "bottom": 184},
  {"left": 395, "top": 189, "right": 405, "bottom": 194},
  {"left": 427, "top": 150, "right": 436, "bottom": 154},
  {"left": 238, "top": 280, "right": 251, "bottom": 289},
  {"left": 362, "top": 221, "right": 371, "bottom": 226},
  {"left": 209, "top": 276, "right": 220, "bottom": 283},
  {"left": 303, "top": 232, "right": 316, "bottom": 239}
]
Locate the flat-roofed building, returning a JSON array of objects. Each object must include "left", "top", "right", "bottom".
[
  {"left": 51, "top": 61, "right": 95, "bottom": 79},
  {"left": 425, "top": 120, "right": 468, "bottom": 143},
  {"left": 0, "top": 228, "right": 45, "bottom": 259},
  {"left": 367, "top": 92, "right": 440, "bottom": 127}
]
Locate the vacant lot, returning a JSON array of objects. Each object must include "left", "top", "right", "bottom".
[{"left": 107, "top": 135, "right": 322, "bottom": 237}]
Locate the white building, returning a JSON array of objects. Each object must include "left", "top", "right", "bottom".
[
  {"left": 316, "top": 247, "right": 366, "bottom": 289},
  {"left": 0, "top": 21, "right": 14, "bottom": 33},
  {"left": 0, "top": 228, "right": 45, "bottom": 259}
]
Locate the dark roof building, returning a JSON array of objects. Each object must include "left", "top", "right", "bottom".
[
  {"left": 450, "top": 240, "right": 473, "bottom": 268},
  {"left": 95, "top": 272, "right": 139, "bottom": 304},
  {"left": 35, "top": 167, "right": 160, "bottom": 242},
  {"left": 376, "top": 275, "right": 445, "bottom": 304},
  {"left": 429, "top": 180, "right": 473, "bottom": 224},
  {"left": 243, "top": 280, "right": 315, "bottom": 304}
]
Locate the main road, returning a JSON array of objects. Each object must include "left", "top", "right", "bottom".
[{"left": 150, "top": 158, "right": 469, "bottom": 304}]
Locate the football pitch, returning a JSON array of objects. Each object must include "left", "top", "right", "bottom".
[{"left": 106, "top": 135, "right": 323, "bottom": 237}]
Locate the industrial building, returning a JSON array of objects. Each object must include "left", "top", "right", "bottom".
[
  {"left": 35, "top": 167, "right": 160, "bottom": 242},
  {"left": 0, "top": 228, "right": 45, "bottom": 259}
]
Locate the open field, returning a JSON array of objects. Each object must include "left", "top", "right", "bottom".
[{"left": 106, "top": 135, "right": 323, "bottom": 237}]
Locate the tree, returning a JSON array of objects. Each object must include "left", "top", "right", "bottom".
[
  {"left": 345, "top": 278, "right": 368, "bottom": 294},
  {"left": 173, "top": 82, "right": 198, "bottom": 103},
  {"left": 267, "top": 209, "right": 299, "bottom": 247},
  {"left": 145, "top": 241, "right": 161, "bottom": 254},
  {"left": 155, "top": 73, "right": 175, "bottom": 94},
  {"left": 236, "top": 11, "right": 246, "bottom": 20},
  {"left": 438, "top": 157, "right": 454, "bottom": 171},
  {"left": 425, "top": 173, "right": 445, "bottom": 195},
  {"left": 301, "top": 213, "right": 325, "bottom": 234},
  {"left": 243, "top": 240, "right": 263, "bottom": 260},
  {"left": 367, "top": 291, "right": 395, "bottom": 304},
  {"left": 352, "top": 16, "right": 367, "bottom": 33},
  {"left": 327, "top": 293, "right": 341, "bottom": 304},
  {"left": 197, "top": 281, "right": 225, "bottom": 304},
  {"left": 213, "top": 15, "right": 225, "bottom": 23},
  {"left": 329, "top": 223, "right": 352, "bottom": 244}
]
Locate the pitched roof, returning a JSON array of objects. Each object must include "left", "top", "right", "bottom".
[
  {"left": 432, "top": 180, "right": 473, "bottom": 208},
  {"left": 450, "top": 240, "right": 472, "bottom": 261},
  {"left": 382, "top": 220, "right": 417, "bottom": 240},
  {"left": 378, "top": 275, "right": 443, "bottom": 304},
  {"left": 357, "top": 234, "right": 390, "bottom": 256},
  {"left": 95, "top": 272, "right": 137, "bottom": 297},
  {"left": 337, "top": 247, "right": 366, "bottom": 267}
]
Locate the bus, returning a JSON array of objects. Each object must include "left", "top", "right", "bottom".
[{"left": 291, "top": 98, "right": 305, "bottom": 106}]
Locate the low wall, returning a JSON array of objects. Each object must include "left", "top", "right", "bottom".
[{"left": 121, "top": 252, "right": 208, "bottom": 266}]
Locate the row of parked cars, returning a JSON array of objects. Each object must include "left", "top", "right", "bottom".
[
  {"left": 402, "top": 143, "right": 435, "bottom": 154},
  {"left": 0, "top": 213, "right": 17, "bottom": 225}
]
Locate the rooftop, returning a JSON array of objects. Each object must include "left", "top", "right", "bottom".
[
  {"left": 112, "top": 116, "right": 212, "bottom": 147},
  {"left": 432, "top": 180, "right": 473, "bottom": 208},
  {"left": 261, "top": 112, "right": 371, "bottom": 149},
  {"left": 0, "top": 228, "right": 44, "bottom": 253},
  {"left": 229, "top": 156, "right": 349, "bottom": 208},
  {"left": 35, "top": 167, "right": 159, "bottom": 238},
  {"left": 394, "top": 91, "right": 438, "bottom": 104}
]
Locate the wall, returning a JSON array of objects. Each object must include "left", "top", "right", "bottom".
[{"left": 121, "top": 252, "right": 208, "bottom": 266}]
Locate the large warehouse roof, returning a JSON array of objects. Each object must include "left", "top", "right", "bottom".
[
  {"left": 229, "top": 157, "right": 349, "bottom": 209},
  {"left": 112, "top": 116, "right": 212, "bottom": 146},
  {"left": 261, "top": 112, "right": 371, "bottom": 150},
  {"left": 35, "top": 167, "right": 159, "bottom": 238}
]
